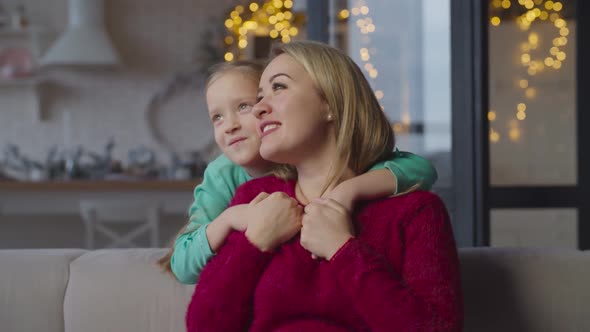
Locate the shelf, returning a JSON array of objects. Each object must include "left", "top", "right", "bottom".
[
  {"left": 0, "top": 76, "right": 43, "bottom": 86},
  {"left": 0, "top": 26, "right": 48, "bottom": 38},
  {"left": 0, "top": 179, "right": 201, "bottom": 192}
]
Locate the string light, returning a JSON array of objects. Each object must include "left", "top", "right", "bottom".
[
  {"left": 489, "top": 0, "right": 568, "bottom": 143},
  {"left": 342, "top": 1, "right": 385, "bottom": 111},
  {"left": 223, "top": 1, "right": 299, "bottom": 62}
]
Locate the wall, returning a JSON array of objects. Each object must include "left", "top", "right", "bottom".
[
  {"left": 0, "top": 0, "right": 239, "bottom": 248},
  {"left": 0, "top": 0, "right": 241, "bottom": 165}
]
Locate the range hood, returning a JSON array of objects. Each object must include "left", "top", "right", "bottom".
[{"left": 41, "top": 0, "right": 121, "bottom": 67}]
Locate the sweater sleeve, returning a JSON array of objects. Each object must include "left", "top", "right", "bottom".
[
  {"left": 328, "top": 195, "right": 463, "bottom": 332},
  {"left": 369, "top": 149, "right": 438, "bottom": 195},
  {"left": 186, "top": 233, "right": 272, "bottom": 332},
  {"left": 185, "top": 179, "right": 275, "bottom": 332},
  {"left": 171, "top": 155, "right": 249, "bottom": 284}
]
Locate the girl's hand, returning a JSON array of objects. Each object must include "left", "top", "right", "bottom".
[
  {"left": 323, "top": 181, "right": 356, "bottom": 213},
  {"left": 300, "top": 198, "right": 354, "bottom": 260},
  {"left": 245, "top": 192, "right": 303, "bottom": 252}
]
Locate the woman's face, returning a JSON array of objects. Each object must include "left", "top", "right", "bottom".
[
  {"left": 254, "top": 54, "right": 333, "bottom": 165},
  {"left": 206, "top": 71, "right": 269, "bottom": 175}
]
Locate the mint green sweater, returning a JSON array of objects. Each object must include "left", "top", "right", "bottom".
[{"left": 171, "top": 150, "right": 438, "bottom": 284}]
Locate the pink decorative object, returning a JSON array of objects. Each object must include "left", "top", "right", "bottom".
[{"left": 0, "top": 47, "right": 34, "bottom": 79}]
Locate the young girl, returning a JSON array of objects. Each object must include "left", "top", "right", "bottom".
[{"left": 158, "top": 61, "right": 438, "bottom": 284}]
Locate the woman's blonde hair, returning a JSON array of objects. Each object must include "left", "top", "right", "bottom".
[
  {"left": 270, "top": 41, "right": 395, "bottom": 191},
  {"left": 157, "top": 60, "right": 268, "bottom": 275}
]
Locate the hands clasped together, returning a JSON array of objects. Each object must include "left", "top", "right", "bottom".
[{"left": 226, "top": 186, "right": 355, "bottom": 260}]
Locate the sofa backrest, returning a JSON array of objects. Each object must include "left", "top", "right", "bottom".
[
  {"left": 0, "top": 249, "right": 86, "bottom": 332},
  {"left": 461, "top": 247, "right": 590, "bottom": 332},
  {"left": 2, "top": 247, "right": 590, "bottom": 332},
  {"left": 63, "top": 249, "right": 194, "bottom": 332}
]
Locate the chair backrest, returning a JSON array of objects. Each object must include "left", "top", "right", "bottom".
[
  {"left": 79, "top": 200, "right": 163, "bottom": 249},
  {"left": 79, "top": 200, "right": 161, "bottom": 223}
]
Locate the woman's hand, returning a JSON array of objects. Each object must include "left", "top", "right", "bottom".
[
  {"left": 245, "top": 192, "right": 303, "bottom": 252},
  {"left": 300, "top": 198, "right": 354, "bottom": 260}
]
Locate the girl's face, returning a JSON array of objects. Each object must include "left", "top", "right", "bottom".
[
  {"left": 206, "top": 71, "right": 269, "bottom": 175},
  {"left": 254, "top": 54, "right": 334, "bottom": 165}
]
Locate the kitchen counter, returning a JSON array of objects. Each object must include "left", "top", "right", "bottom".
[
  {"left": 0, "top": 179, "right": 199, "bottom": 192},
  {"left": 0, "top": 180, "right": 200, "bottom": 216}
]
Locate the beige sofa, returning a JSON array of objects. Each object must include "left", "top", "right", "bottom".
[{"left": 1, "top": 247, "right": 589, "bottom": 332}]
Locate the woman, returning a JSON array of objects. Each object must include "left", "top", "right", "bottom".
[{"left": 186, "top": 41, "right": 463, "bottom": 332}]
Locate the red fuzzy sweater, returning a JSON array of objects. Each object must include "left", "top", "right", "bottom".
[{"left": 186, "top": 176, "right": 463, "bottom": 332}]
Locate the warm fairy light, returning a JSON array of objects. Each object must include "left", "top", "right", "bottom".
[
  {"left": 488, "top": 111, "right": 497, "bottom": 121},
  {"left": 521, "top": 53, "right": 531, "bottom": 64},
  {"left": 527, "top": 67, "right": 536, "bottom": 75},
  {"left": 528, "top": 32, "right": 538, "bottom": 44},
  {"left": 544, "top": 0, "right": 554, "bottom": 9},
  {"left": 509, "top": 127, "right": 522, "bottom": 141},
  {"left": 223, "top": 0, "right": 299, "bottom": 62},
  {"left": 490, "top": 0, "right": 570, "bottom": 130},
  {"left": 351, "top": 7, "right": 360, "bottom": 16},
  {"left": 360, "top": 6, "right": 369, "bottom": 15},
  {"left": 339, "top": 9, "right": 350, "bottom": 19},
  {"left": 525, "top": 87, "right": 537, "bottom": 99},
  {"left": 375, "top": 90, "right": 384, "bottom": 100},
  {"left": 539, "top": 11, "right": 549, "bottom": 20},
  {"left": 554, "top": 18, "right": 566, "bottom": 28},
  {"left": 243, "top": 21, "right": 257, "bottom": 30},
  {"left": 560, "top": 27, "right": 569, "bottom": 36},
  {"left": 490, "top": 129, "right": 500, "bottom": 143}
]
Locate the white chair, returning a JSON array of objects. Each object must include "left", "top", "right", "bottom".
[{"left": 79, "top": 200, "right": 161, "bottom": 249}]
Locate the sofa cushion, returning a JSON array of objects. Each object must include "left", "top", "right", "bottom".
[
  {"left": 63, "top": 249, "right": 194, "bottom": 332},
  {"left": 0, "top": 249, "right": 87, "bottom": 332},
  {"left": 460, "top": 247, "right": 590, "bottom": 332}
]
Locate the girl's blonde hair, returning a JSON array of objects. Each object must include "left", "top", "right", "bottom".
[
  {"left": 157, "top": 60, "right": 267, "bottom": 275},
  {"left": 269, "top": 41, "right": 395, "bottom": 192}
]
